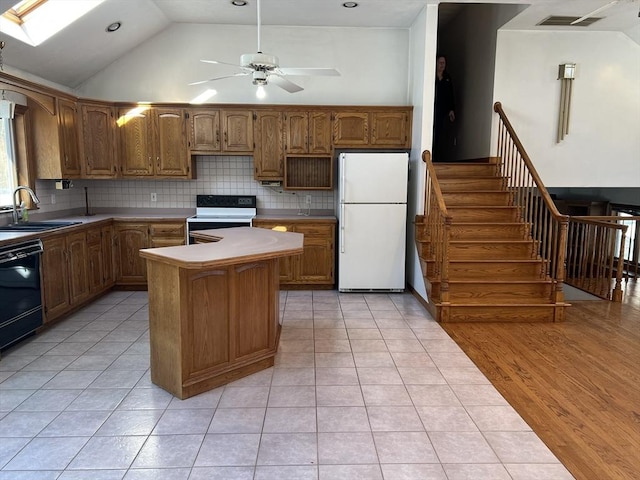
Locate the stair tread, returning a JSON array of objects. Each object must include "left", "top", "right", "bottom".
[
  {"left": 448, "top": 259, "right": 545, "bottom": 263},
  {"left": 450, "top": 239, "right": 535, "bottom": 244},
  {"left": 447, "top": 205, "right": 518, "bottom": 209},
  {"left": 448, "top": 279, "right": 552, "bottom": 284}
]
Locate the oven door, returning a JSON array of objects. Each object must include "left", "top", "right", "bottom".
[
  {"left": 186, "top": 219, "right": 252, "bottom": 244},
  {"left": 0, "top": 240, "right": 44, "bottom": 350}
]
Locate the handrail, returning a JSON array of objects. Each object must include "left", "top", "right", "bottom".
[
  {"left": 422, "top": 150, "right": 448, "bottom": 217},
  {"left": 420, "top": 150, "right": 452, "bottom": 315},
  {"left": 494, "top": 102, "right": 566, "bottom": 222},
  {"left": 493, "top": 102, "right": 569, "bottom": 305}
]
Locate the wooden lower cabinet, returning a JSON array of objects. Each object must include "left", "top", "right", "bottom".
[
  {"left": 147, "top": 257, "right": 280, "bottom": 399},
  {"left": 41, "top": 228, "right": 96, "bottom": 323},
  {"left": 253, "top": 219, "right": 335, "bottom": 287},
  {"left": 87, "top": 225, "right": 116, "bottom": 295},
  {"left": 114, "top": 220, "right": 186, "bottom": 286}
]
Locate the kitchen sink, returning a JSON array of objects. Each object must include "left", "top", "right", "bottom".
[{"left": 0, "top": 221, "right": 83, "bottom": 232}]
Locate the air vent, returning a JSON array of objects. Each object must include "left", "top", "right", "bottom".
[{"left": 538, "top": 16, "right": 603, "bottom": 26}]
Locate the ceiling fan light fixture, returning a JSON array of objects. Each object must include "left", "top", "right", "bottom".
[
  {"left": 256, "top": 85, "right": 266, "bottom": 99},
  {"left": 105, "top": 22, "right": 121, "bottom": 33},
  {"left": 231, "top": 0, "right": 247, "bottom": 6},
  {"left": 343, "top": 2, "right": 358, "bottom": 8}
]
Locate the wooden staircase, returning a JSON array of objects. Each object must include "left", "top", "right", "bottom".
[{"left": 416, "top": 160, "right": 568, "bottom": 322}]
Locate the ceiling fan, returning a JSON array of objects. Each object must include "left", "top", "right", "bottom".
[{"left": 189, "top": 0, "right": 340, "bottom": 97}]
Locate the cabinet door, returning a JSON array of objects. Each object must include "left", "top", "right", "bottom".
[
  {"left": 333, "top": 112, "right": 369, "bottom": 146},
  {"left": 295, "top": 224, "right": 335, "bottom": 284},
  {"left": 86, "top": 228, "right": 103, "bottom": 295},
  {"left": 308, "top": 111, "right": 332, "bottom": 154},
  {"left": 371, "top": 111, "right": 409, "bottom": 147},
  {"left": 101, "top": 224, "right": 115, "bottom": 287},
  {"left": 221, "top": 110, "right": 254, "bottom": 152},
  {"left": 254, "top": 111, "right": 284, "bottom": 180},
  {"left": 251, "top": 221, "right": 295, "bottom": 283},
  {"left": 156, "top": 108, "right": 189, "bottom": 176},
  {"left": 190, "top": 109, "right": 221, "bottom": 152},
  {"left": 58, "top": 99, "right": 82, "bottom": 177},
  {"left": 67, "top": 231, "right": 91, "bottom": 306},
  {"left": 115, "top": 224, "right": 149, "bottom": 285},
  {"left": 118, "top": 107, "right": 154, "bottom": 176},
  {"left": 82, "top": 104, "right": 117, "bottom": 177},
  {"left": 41, "top": 236, "right": 71, "bottom": 322},
  {"left": 284, "top": 112, "right": 308, "bottom": 154}
]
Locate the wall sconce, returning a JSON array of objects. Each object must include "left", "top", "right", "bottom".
[{"left": 557, "top": 63, "right": 576, "bottom": 143}]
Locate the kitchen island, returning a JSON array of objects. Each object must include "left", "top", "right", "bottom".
[{"left": 139, "top": 227, "right": 303, "bottom": 399}]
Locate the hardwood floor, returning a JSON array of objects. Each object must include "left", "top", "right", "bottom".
[{"left": 441, "top": 284, "right": 640, "bottom": 480}]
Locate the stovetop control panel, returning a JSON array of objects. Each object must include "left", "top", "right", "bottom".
[{"left": 196, "top": 195, "right": 257, "bottom": 208}]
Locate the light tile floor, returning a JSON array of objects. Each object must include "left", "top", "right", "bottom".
[{"left": 0, "top": 290, "right": 575, "bottom": 479}]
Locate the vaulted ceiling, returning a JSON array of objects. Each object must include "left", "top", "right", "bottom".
[{"left": 1, "top": 0, "right": 638, "bottom": 88}]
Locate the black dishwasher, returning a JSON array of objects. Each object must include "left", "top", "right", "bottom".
[{"left": 0, "top": 239, "right": 44, "bottom": 351}]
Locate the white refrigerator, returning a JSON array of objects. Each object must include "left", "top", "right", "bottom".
[{"left": 337, "top": 152, "right": 408, "bottom": 292}]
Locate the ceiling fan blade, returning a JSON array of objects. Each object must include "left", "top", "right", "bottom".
[
  {"left": 269, "top": 75, "right": 304, "bottom": 93},
  {"left": 188, "top": 72, "right": 250, "bottom": 86},
  {"left": 200, "top": 59, "right": 246, "bottom": 69},
  {"left": 278, "top": 67, "right": 341, "bottom": 77}
]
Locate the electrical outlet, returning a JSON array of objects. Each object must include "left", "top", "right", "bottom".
[
  {"left": 305, "top": 195, "right": 312, "bottom": 205},
  {"left": 151, "top": 193, "right": 157, "bottom": 202},
  {"left": 51, "top": 194, "right": 56, "bottom": 204}
]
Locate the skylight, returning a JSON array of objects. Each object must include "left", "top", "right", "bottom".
[{"left": 0, "top": 0, "right": 106, "bottom": 47}]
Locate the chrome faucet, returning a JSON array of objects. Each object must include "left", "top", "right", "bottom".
[{"left": 12, "top": 186, "right": 40, "bottom": 224}]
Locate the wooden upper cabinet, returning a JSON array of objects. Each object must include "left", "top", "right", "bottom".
[
  {"left": 118, "top": 106, "right": 154, "bottom": 176},
  {"left": 189, "top": 109, "right": 221, "bottom": 153},
  {"left": 221, "top": 110, "right": 254, "bottom": 153},
  {"left": 285, "top": 110, "right": 331, "bottom": 155},
  {"left": 118, "top": 106, "right": 190, "bottom": 178},
  {"left": 30, "top": 97, "right": 82, "bottom": 179},
  {"left": 81, "top": 103, "right": 117, "bottom": 178},
  {"left": 57, "top": 99, "right": 82, "bottom": 177},
  {"left": 332, "top": 111, "right": 369, "bottom": 146},
  {"left": 371, "top": 111, "right": 410, "bottom": 147},
  {"left": 254, "top": 111, "right": 284, "bottom": 180},
  {"left": 156, "top": 108, "right": 188, "bottom": 176}
]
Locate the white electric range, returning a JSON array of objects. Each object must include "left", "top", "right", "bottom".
[{"left": 186, "top": 194, "right": 257, "bottom": 244}]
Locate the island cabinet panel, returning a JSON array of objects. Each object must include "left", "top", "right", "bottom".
[
  {"left": 146, "top": 258, "right": 281, "bottom": 399},
  {"left": 232, "top": 262, "right": 275, "bottom": 359},
  {"left": 187, "top": 270, "right": 230, "bottom": 375}
]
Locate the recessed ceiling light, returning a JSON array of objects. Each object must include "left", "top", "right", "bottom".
[
  {"left": 106, "top": 22, "right": 121, "bottom": 33},
  {"left": 231, "top": 0, "right": 247, "bottom": 6},
  {"left": 343, "top": 2, "right": 358, "bottom": 8}
]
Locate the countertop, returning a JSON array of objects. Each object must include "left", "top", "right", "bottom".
[
  {"left": 0, "top": 210, "right": 336, "bottom": 247},
  {"left": 140, "top": 227, "right": 304, "bottom": 269}
]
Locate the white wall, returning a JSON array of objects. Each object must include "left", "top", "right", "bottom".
[
  {"left": 405, "top": 4, "right": 439, "bottom": 301},
  {"left": 493, "top": 30, "right": 640, "bottom": 187},
  {"left": 77, "top": 23, "right": 410, "bottom": 105}
]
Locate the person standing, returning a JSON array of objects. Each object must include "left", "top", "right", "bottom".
[{"left": 433, "top": 54, "right": 456, "bottom": 162}]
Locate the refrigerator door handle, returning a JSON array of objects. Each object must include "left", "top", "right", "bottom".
[
  {"left": 340, "top": 154, "right": 346, "bottom": 203},
  {"left": 340, "top": 203, "right": 345, "bottom": 253}
]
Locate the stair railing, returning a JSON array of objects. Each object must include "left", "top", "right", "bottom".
[
  {"left": 566, "top": 216, "right": 638, "bottom": 301},
  {"left": 421, "top": 150, "right": 452, "bottom": 311},
  {"left": 494, "top": 102, "right": 569, "bottom": 304}
]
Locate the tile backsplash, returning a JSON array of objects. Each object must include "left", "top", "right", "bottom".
[{"left": 34, "top": 156, "right": 335, "bottom": 214}]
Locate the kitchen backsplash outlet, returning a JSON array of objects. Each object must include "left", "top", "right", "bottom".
[{"left": 34, "top": 156, "right": 335, "bottom": 214}]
